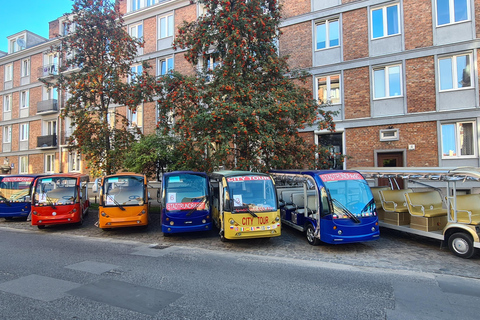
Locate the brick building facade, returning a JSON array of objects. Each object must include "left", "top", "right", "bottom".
[{"left": 1, "top": 0, "right": 479, "bottom": 175}]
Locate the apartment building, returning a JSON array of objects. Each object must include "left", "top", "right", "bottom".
[
  {"left": 1, "top": 0, "right": 479, "bottom": 175},
  {"left": 279, "top": 0, "right": 480, "bottom": 170}
]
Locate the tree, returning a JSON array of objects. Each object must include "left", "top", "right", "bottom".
[
  {"left": 156, "top": 0, "right": 336, "bottom": 172},
  {"left": 45, "top": 0, "right": 156, "bottom": 176},
  {"left": 123, "top": 133, "right": 180, "bottom": 181}
]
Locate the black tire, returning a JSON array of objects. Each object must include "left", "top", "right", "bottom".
[
  {"left": 76, "top": 213, "right": 84, "bottom": 226},
  {"left": 37, "top": 225, "right": 46, "bottom": 230},
  {"left": 305, "top": 224, "right": 320, "bottom": 246},
  {"left": 448, "top": 232, "right": 475, "bottom": 259},
  {"left": 219, "top": 230, "right": 228, "bottom": 242}
]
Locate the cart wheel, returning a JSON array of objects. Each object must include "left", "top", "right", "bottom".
[
  {"left": 448, "top": 232, "right": 475, "bottom": 259},
  {"left": 219, "top": 230, "right": 228, "bottom": 242},
  {"left": 305, "top": 224, "right": 320, "bottom": 246}
]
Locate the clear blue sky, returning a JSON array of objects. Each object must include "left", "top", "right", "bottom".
[{"left": 0, "top": 0, "right": 74, "bottom": 53}]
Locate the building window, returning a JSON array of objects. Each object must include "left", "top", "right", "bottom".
[
  {"left": 129, "top": 23, "right": 143, "bottom": 40},
  {"left": 3, "top": 126, "right": 12, "bottom": 143},
  {"left": 129, "top": 0, "right": 158, "bottom": 12},
  {"left": 317, "top": 133, "right": 343, "bottom": 170},
  {"left": 315, "top": 19, "right": 339, "bottom": 50},
  {"left": 64, "top": 117, "right": 76, "bottom": 137},
  {"left": 159, "top": 14, "right": 174, "bottom": 39},
  {"left": 20, "top": 123, "right": 29, "bottom": 141},
  {"left": 20, "top": 90, "right": 29, "bottom": 109},
  {"left": 44, "top": 87, "right": 58, "bottom": 100},
  {"left": 317, "top": 74, "right": 341, "bottom": 105},
  {"left": 373, "top": 64, "right": 402, "bottom": 99},
  {"left": 371, "top": 4, "right": 400, "bottom": 39},
  {"left": 198, "top": 3, "right": 208, "bottom": 17},
  {"left": 128, "top": 106, "right": 143, "bottom": 127},
  {"left": 158, "top": 57, "right": 174, "bottom": 76},
  {"left": 438, "top": 53, "right": 471, "bottom": 91},
  {"left": 43, "top": 53, "right": 58, "bottom": 75},
  {"left": 45, "top": 120, "right": 57, "bottom": 136},
  {"left": 69, "top": 151, "right": 81, "bottom": 172},
  {"left": 380, "top": 128, "right": 399, "bottom": 141},
  {"left": 3, "top": 94, "right": 12, "bottom": 112},
  {"left": 201, "top": 55, "right": 220, "bottom": 83},
  {"left": 437, "top": 0, "right": 469, "bottom": 26},
  {"left": 441, "top": 121, "right": 476, "bottom": 157},
  {"left": 106, "top": 109, "right": 116, "bottom": 129},
  {"left": 21, "top": 59, "right": 30, "bottom": 77},
  {"left": 4, "top": 64, "right": 13, "bottom": 82},
  {"left": 9, "top": 35, "right": 25, "bottom": 53},
  {"left": 129, "top": 64, "right": 143, "bottom": 83},
  {"left": 19, "top": 156, "right": 28, "bottom": 174},
  {"left": 45, "top": 154, "right": 55, "bottom": 173}
]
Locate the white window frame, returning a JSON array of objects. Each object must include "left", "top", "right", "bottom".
[
  {"left": 69, "top": 151, "right": 81, "bottom": 172},
  {"left": 157, "top": 56, "right": 174, "bottom": 76},
  {"left": 19, "top": 156, "right": 28, "bottom": 174},
  {"left": 128, "top": 105, "right": 143, "bottom": 128},
  {"left": 438, "top": 53, "right": 472, "bottom": 91},
  {"left": 20, "top": 90, "right": 29, "bottom": 109},
  {"left": 3, "top": 94, "right": 12, "bottom": 112},
  {"left": 380, "top": 129, "right": 399, "bottom": 141},
  {"left": 197, "top": 3, "right": 208, "bottom": 17},
  {"left": 8, "top": 35, "right": 25, "bottom": 54},
  {"left": 316, "top": 74, "right": 341, "bottom": 105},
  {"left": 20, "top": 123, "right": 29, "bottom": 142},
  {"left": 200, "top": 55, "right": 220, "bottom": 83},
  {"left": 158, "top": 14, "right": 174, "bottom": 39},
  {"left": 21, "top": 59, "right": 30, "bottom": 77},
  {"left": 44, "top": 120, "right": 57, "bottom": 136},
  {"left": 441, "top": 121, "right": 477, "bottom": 158},
  {"left": 370, "top": 3, "right": 400, "bottom": 39},
  {"left": 315, "top": 18, "right": 340, "bottom": 51},
  {"left": 45, "top": 154, "right": 55, "bottom": 173},
  {"left": 372, "top": 64, "right": 403, "bottom": 99},
  {"left": 4, "top": 64, "right": 13, "bottom": 82},
  {"left": 436, "top": 0, "right": 470, "bottom": 26},
  {"left": 129, "top": 0, "right": 157, "bottom": 12},
  {"left": 129, "top": 64, "right": 143, "bottom": 83},
  {"left": 129, "top": 23, "right": 143, "bottom": 40},
  {"left": 3, "top": 125, "right": 12, "bottom": 143},
  {"left": 43, "top": 86, "right": 58, "bottom": 101}
]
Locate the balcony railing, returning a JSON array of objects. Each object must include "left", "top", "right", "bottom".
[
  {"left": 37, "top": 134, "right": 57, "bottom": 149},
  {"left": 37, "top": 99, "right": 58, "bottom": 114},
  {"left": 38, "top": 63, "right": 58, "bottom": 78}
]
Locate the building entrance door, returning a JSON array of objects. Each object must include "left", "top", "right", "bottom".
[{"left": 377, "top": 152, "right": 404, "bottom": 189}]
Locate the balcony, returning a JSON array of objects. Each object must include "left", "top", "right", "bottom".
[
  {"left": 37, "top": 134, "right": 57, "bottom": 149},
  {"left": 37, "top": 99, "right": 58, "bottom": 114},
  {"left": 38, "top": 63, "right": 58, "bottom": 79}
]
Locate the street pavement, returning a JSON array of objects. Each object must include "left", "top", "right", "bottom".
[{"left": 1, "top": 206, "right": 479, "bottom": 280}]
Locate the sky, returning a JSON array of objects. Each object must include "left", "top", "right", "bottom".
[{"left": 0, "top": 0, "right": 74, "bottom": 53}]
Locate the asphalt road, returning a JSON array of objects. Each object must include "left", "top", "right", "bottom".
[
  {"left": 0, "top": 226, "right": 479, "bottom": 319},
  {"left": 1, "top": 206, "right": 479, "bottom": 280}
]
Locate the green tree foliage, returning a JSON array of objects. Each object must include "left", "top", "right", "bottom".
[
  {"left": 45, "top": 0, "right": 156, "bottom": 176},
  {"left": 123, "top": 133, "right": 180, "bottom": 181},
  {"left": 156, "top": 0, "right": 336, "bottom": 172}
]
